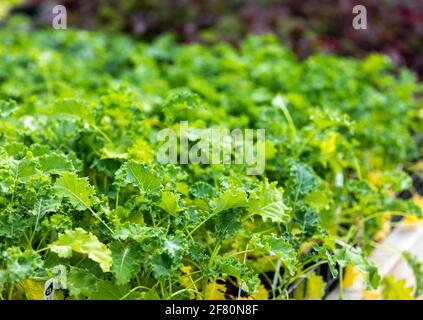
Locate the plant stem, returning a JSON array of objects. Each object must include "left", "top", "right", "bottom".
[
  {"left": 237, "top": 243, "right": 249, "bottom": 300},
  {"left": 339, "top": 266, "right": 344, "bottom": 300},
  {"left": 8, "top": 285, "right": 14, "bottom": 300},
  {"left": 272, "top": 260, "right": 282, "bottom": 295},
  {"left": 188, "top": 211, "right": 218, "bottom": 237},
  {"left": 208, "top": 243, "right": 222, "bottom": 269},
  {"left": 88, "top": 207, "right": 114, "bottom": 234}
]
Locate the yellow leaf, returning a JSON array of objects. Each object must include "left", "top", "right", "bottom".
[
  {"left": 342, "top": 265, "right": 360, "bottom": 288},
  {"left": 231, "top": 242, "right": 240, "bottom": 249},
  {"left": 0, "top": 0, "right": 23, "bottom": 19},
  {"left": 294, "top": 273, "right": 326, "bottom": 300},
  {"left": 373, "top": 218, "right": 391, "bottom": 242},
  {"left": 250, "top": 284, "right": 268, "bottom": 300},
  {"left": 251, "top": 256, "right": 276, "bottom": 273},
  {"left": 300, "top": 241, "right": 315, "bottom": 254},
  {"left": 180, "top": 265, "right": 192, "bottom": 274},
  {"left": 413, "top": 195, "right": 423, "bottom": 211},
  {"left": 403, "top": 214, "right": 421, "bottom": 227},
  {"left": 0, "top": 4, "right": 10, "bottom": 19},
  {"left": 382, "top": 275, "right": 414, "bottom": 300},
  {"left": 363, "top": 289, "right": 381, "bottom": 300},
  {"left": 367, "top": 171, "right": 380, "bottom": 190},
  {"left": 409, "top": 160, "right": 423, "bottom": 173},
  {"left": 320, "top": 132, "right": 337, "bottom": 156},
  {"left": 20, "top": 279, "right": 44, "bottom": 300},
  {"left": 291, "top": 227, "right": 301, "bottom": 236},
  {"left": 204, "top": 279, "right": 226, "bottom": 300}
]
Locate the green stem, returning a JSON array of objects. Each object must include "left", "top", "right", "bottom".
[
  {"left": 36, "top": 247, "right": 50, "bottom": 254},
  {"left": 115, "top": 188, "right": 120, "bottom": 209},
  {"left": 88, "top": 207, "right": 114, "bottom": 234},
  {"left": 28, "top": 200, "right": 43, "bottom": 249},
  {"left": 348, "top": 144, "right": 362, "bottom": 179},
  {"left": 237, "top": 243, "right": 249, "bottom": 300},
  {"left": 271, "top": 260, "right": 282, "bottom": 294},
  {"left": 160, "top": 281, "right": 166, "bottom": 300},
  {"left": 277, "top": 99, "right": 297, "bottom": 137},
  {"left": 208, "top": 243, "right": 222, "bottom": 269},
  {"left": 150, "top": 210, "right": 156, "bottom": 227},
  {"left": 119, "top": 285, "right": 151, "bottom": 300},
  {"left": 339, "top": 266, "right": 344, "bottom": 300},
  {"left": 188, "top": 211, "right": 218, "bottom": 237},
  {"left": 92, "top": 125, "right": 113, "bottom": 144},
  {"left": 8, "top": 285, "right": 14, "bottom": 300}
]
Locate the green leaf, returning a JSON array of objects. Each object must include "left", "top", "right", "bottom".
[
  {"left": 213, "top": 256, "right": 259, "bottom": 294},
  {"left": 157, "top": 191, "right": 181, "bottom": 216},
  {"left": 50, "top": 228, "right": 112, "bottom": 272},
  {"left": 0, "top": 271, "right": 7, "bottom": 292},
  {"left": 249, "top": 181, "right": 289, "bottom": 223},
  {"left": 0, "top": 99, "right": 19, "bottom": 118},
  {"left": 215, "top": 209, "right": 242, "bottom": 241},
  {"left": 114, "top": 223, "right": 166, "bottom": 243},
  {"left": 251, "top": 234, "right": 297, "bottom": 275},
  {"left": 51, "top": 98, "right": 95, "bottom": 125},
  {"left": 5, "top": 152, "right": 38, "bottom": 183},
  {"left": 110, "top": 241, "right": 143, "bottom": 285},
  {"left": 38, "top": 152, "right": 74, "bottom": 174},
  {"left": 335, "top": 244, "right": 380, "bottom": 290},
  {"left": 67, "top": 267, "right": 98, "bottom": 299},
  {"left": 88, "top": 280, "right": 140, "bottom": 300},
  {"left": 292, "top": 205, "right": 320, "bottom": 237},
  {"left": 54, "top": 172, "right": 98, "bottom": 210},
  {"left": 148, "top": 253, "right": 174, "bottom": 279},
  {"left": 2, "top": 247, "right": 43, "bottom": 284},
  {"left": 0, "top": 207, "right": 29, "bottom": 239},
  {"left": 29, "top": 196, "right": 61, "bottom": 219},
  {"left": 213, "top": 187, "right": 248, "bottom": 213},
  {"left": 189, "top": 181, "right": 215, "bottom": 199},
  {"left": 118, "top": 162, "right": 162, "bottom": 194},
  {"left": 163, "top": 235, "right": 185, "bottom": 260},
  {"left": 288, "top": 162, "right": 317, "bottom": 197}
]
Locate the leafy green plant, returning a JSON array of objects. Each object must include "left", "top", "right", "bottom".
[{"left": 0, "top": 20, "right": 421, "bottom": 300}]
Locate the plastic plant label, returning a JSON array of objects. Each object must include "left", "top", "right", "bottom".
[{"left": 43, "top": 279, "right": 55, "bottom": 300}]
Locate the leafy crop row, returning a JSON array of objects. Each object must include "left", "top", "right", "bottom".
[{"left": 0, "top": 19, "right": 422, "bottom": 300}]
